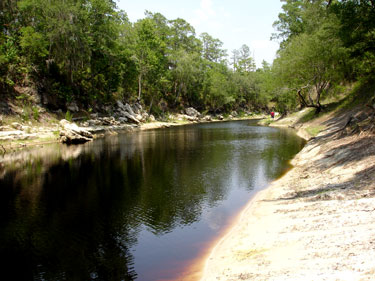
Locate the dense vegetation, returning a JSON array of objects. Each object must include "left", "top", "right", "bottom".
[
  {"left": 0, "top": 0, "right": 374, "bottom": 116},
  {"left": 272, "top": 0, "right": 375, "bottom": 113}
]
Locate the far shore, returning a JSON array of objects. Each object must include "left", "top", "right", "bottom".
[{"left": 0, "top": 113, "right": 267, "bottom": 154}]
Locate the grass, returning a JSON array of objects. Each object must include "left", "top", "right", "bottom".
[
  {"left": 306, "top": 125, "right": 326, "bottom": 137},
  {"left": 294, "top": 81, "right": 374, "bottom": 125},
  {"left": 297, "top": 108, "right": 316, "bottom": 123}
]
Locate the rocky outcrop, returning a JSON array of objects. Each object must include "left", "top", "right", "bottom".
[
  {"left": 66, "top": 101, "right": 79, "bottom": 112},
  {"left": 0, "top": 130, "right": 37, "bottom": 141},
  {"left": 185, "top": 107, "right": 201, "bottom": 118},
  {"left": 115, "top": 101, "right": 148, "bottom": 124},
  {"left": 59, "top": 119, "right": 93, "bottom": 144},
  {"left": 202, "top": 115, "right": 213, "bottom": 122}
]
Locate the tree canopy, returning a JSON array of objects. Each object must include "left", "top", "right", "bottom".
[{"left": 1, "top": 0, "right": 373, "bottom": 115}]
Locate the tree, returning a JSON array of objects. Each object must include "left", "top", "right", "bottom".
[
  {"left": 133, "top": 18, "right": 166, "bottom": 102},
  {"left": 330, "top": 0, "right": 375, "bottom": 78},
  {"left": 200, "top": 32, "right": 227, "bottom": 63},
  {"left": 273, "top": 18, "right": 347, "bottom": 113},
  {"left": 272, "top": 0, "right": 306, "bottom": 47},
  {"left": 168, "top": 18, "right": 200, "bottom": 54},
  {"left": 170, "top": 50, "right": 203, "bottom": 106},
  {"left": 237, "top": 44, "right": 256, "bottom": 73},
  {"left": 203, "top": 63, "right": 235, "bottom": 112}
]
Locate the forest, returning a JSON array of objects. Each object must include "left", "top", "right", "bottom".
[{"left": 0, "top": 0, "right": 374, "bottom": 117}]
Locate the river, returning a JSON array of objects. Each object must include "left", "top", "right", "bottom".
[{"left": 0, "top": 120, "right": 305, "bottom": 280}]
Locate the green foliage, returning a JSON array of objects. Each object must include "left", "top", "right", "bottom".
[
  {"left": 0, "top": 0, "right": 268, "bottom": 113},
  {"left": 306, "top": 125, "right": 326, "bottom": 137},
  {"left": 269, "top": 0, "right": 374, "bottom": 113},
  {"left": 10, "top": 0, "right": 375, "bottom": 116},
  {"left": 32, "top": 106, "right": 39, "bottom": 120},
  {"left": 65, "top": 110, "right": 73, "bottom": 122},
  {"left": 19, "top": 26, "right": 49, "bottom": 62}
]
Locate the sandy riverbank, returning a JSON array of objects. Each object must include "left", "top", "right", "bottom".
[{"left": 199, "top": 108, "right": 375, "bottom": 280}]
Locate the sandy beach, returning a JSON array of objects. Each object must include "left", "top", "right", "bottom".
[{"left": 199, "top": 108, "right": 375, "bottom": 280}]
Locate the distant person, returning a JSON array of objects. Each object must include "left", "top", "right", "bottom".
[{"left": 270, "top": 111, "right": 275, "bottom": 119}]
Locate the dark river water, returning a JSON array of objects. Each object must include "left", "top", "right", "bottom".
[{"left": 0, "top": 120, "right": 305, "bottom": 281}]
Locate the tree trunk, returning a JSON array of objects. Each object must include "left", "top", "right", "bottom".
[
  {"left": 138, "top": 74, "right": 142, "bottom": 100},
  {"left": 297, "top": 88, "right": 322, "bottom": 114},
  {"left": 148, "top": 94, "right": 154, "bottom": 116}
]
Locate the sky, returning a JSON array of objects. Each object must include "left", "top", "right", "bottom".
[{"left": 116, "top": 0, "right": 283, "bottom": 68}]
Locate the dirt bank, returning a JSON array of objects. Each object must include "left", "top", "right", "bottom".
[{"left": 200, "top": 108, "right": 375, "bottom": 280}]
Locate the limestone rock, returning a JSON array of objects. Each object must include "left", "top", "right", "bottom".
[
  {"left": 59, "top": 119, "right": 93, "bottom": 144},
  {"left": 185, "top": 107, "right": 201, "bottom": 118},
  {"left": 135, "top": 114, "right": 143, "bottom": 121},
  {"left": 133, "top": 103, "right": 143, "bottom": 115},
  {"left": 116, "top": 100, "right": 126, "bottom": 111},
  {"left": 67, "top": 102, "right": 79, "bottom": 112},
  {"left": 202, "top": 115, "right": 212, "bottom": 121},
  {"left": 11, "top": 122, "right": 22, "bottom": 130},
  {"left": 124, "top": 103, "right": 135, "bottom": 116},
  {"left": 142, "top": 112, "right": 149, "bottom": 121},
  {"left": 121, "top": 111, "right": 140, "bottom": 124},
  {"left": 184, "top": 115, "right": 198, "bottom": 121},
  {"left": 118, "top": 117, "right": 128, "bottom": 123}
]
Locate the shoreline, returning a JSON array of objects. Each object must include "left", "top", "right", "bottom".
[
  {"left": 0, "top": 115, "right": 266, "bottom": 154},
  {"left": 197, "top": 109, "right": 375, "bottom": 280}
]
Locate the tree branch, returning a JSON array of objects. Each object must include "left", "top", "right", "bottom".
[{"left": 297, "top": 89, "right": 309, "bottom": 108}]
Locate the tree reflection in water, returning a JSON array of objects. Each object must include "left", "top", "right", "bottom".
[{"left": 0, "top": 120, "right": 305, "bottom": 280}]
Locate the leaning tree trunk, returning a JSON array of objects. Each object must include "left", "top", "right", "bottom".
[{"left": 297, "top": 88, "right": 322, "bottom": 114}]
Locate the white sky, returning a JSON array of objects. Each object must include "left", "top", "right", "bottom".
[{"left": 116, "top": 0, "right": 283, "bottom": 68}]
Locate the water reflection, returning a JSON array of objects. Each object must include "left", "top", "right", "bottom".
[{"left": 0, "top": 120, "right": 305, "bottom": 280}]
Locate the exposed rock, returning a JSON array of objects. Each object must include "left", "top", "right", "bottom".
[
  {"left": 118, "top": 117, "right": 128, "bottom": 123},
  {"left": 38, "top": 106, "right": 46, "bottom": 114},
  {"left": 0, "top": 115, "right": 3, "bottom": 125},
  {"left": 115, "top": 101, "right": 145, "bottom": 124},
  {"left": 87, "top": 119, "right": 102, "bottom": 126},
  {"left": 59, "top": 119, "right": 93, "bottom": 144},
  {"left": 11, "top": 122, "right": 22, "bottom": 130},
  {"left": 0, "top": 130, "right": 24, "bottom": 141},
  {"left": 124, "top": 103, "right": 135, "bottom": 116},
  {"left": 67, "top": 102, "right": 79, "bottom": 112},
  {"left": 132, "top": 105, "right": 140, "bottom": 115},
  {"left": 184, "top": 115, "right": 199, "bottom": 121},
  {"left": 21, "top": 125, "right": 31, "bottom": 132},
  {"left": 121, "top": 111, "right": 140, "bottom": 124},
  {"left": 0, "top": 130, "right": 37, "bottom": 141},
  {"left": 135, "top": 114, "right": 143, "bottom": 121},
  {"left": 149, "top": 115, "right": 156, "bottom": 122},
  {"left": 217, "top": 115, "right": 224, "bottom": 120},
  {"left": 231, "top": 111, "right": 238, "bottom": 117},
  {"left": 133, "top": 103, "right": 143, "bottom": 115},
  {"left": 116, "top": 100, "right": 126, "bottom": 111},
  {"left": 185, "top": 107, "right": 201, "bottom": 118},
  {"left": 102, "top": 105, "right": 112, "bottom": 113},
  {"left": 142, "top": 112, "right": 149, "bottom": 121},
  {"left": 101, "top": 116, "right": 117, "bottom": 126},
  {"left": 202, "top": 115, "right": 212, "bottom": 121}
]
